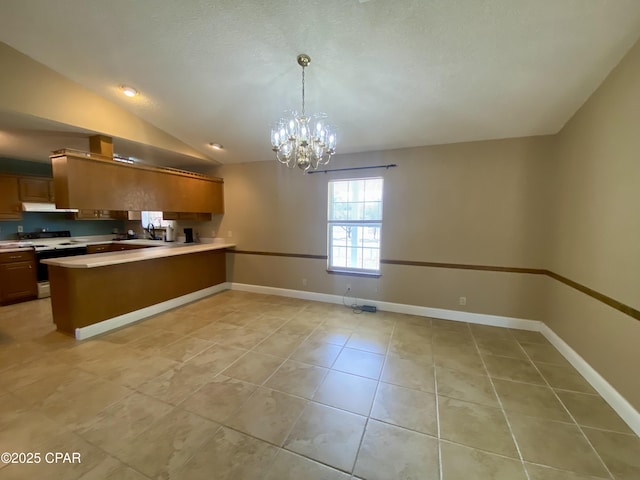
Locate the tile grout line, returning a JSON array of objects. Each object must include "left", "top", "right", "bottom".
[
  {"left": 251, "top": 304, "right": 349, "bottom": 389},
  {"left": 518, "top": 344, "right": 616, "bottom": 480},
  {"left": 469, "top": 325, "right": 532, "bottom": 480},
  {"left": 431, "top": 319, "right": 445, "bottom": 480},
  {"left": 348, "top": 315, "right": 398, "bottom": 476}
]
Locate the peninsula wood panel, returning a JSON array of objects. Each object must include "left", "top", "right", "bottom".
[
  {"left": 48, "top": 249, "right": 226, "bottom": 334},
  {"left": 51, "top": 153, "right": 224, "bottom": 213}
]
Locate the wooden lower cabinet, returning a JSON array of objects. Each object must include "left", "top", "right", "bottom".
[{"left": 0, "top": 250, "right": 37, "bottom": 305}]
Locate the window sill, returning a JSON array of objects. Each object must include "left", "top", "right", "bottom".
[{"left": 326, "top": 269, "right": 381, "bottom": 278}]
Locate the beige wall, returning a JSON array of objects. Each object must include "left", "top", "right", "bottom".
[
  {"left": 212, "top": 136, "right": 554, "bottom": 320},
  {"left": 545, "top": 39, "right": 640, "bottom": 407}
]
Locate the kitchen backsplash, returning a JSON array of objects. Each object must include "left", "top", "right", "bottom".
[{"left": 0, "top": 212, "right": 125, "bottom": 241}]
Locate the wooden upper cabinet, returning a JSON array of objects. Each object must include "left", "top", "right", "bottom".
[
  {"left": 51, "top": 151, "right": 224, "bottom": 214},
  {"left": 73, "top": 209, "right": 128, "bottom": 220},
  {"left": 0, "top": 175, "right": 22, "bottom": 220},
  {"left": 19, "top": 176, "right": 54, "bottom": 202},
  {"left": 162, "top": 212, "right": 212, "bottom": 221}
]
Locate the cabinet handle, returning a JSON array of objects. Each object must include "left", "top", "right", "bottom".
[{"left": 9, "top": 255, "right": 21, "bottom": 259}]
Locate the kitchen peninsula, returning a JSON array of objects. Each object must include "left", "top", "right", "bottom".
[{"left": 43, "top": 241, "right": 235, "bottom": 339}]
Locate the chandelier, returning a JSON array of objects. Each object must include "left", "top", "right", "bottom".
[{"left": 271, "top": 54, "right": 337, "bottom": 172}]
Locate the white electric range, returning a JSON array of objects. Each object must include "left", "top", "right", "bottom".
[{"left": 16, "top": 230, "right": 91, "bottom": 298}]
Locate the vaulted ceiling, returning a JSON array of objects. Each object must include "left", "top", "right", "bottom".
[{"left": 1, "top": 0, "right": 639, "bottom": 169}]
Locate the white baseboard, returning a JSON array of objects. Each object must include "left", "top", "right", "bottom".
[
  {"left": 230, "top": 282, "right": 640, "bottom": 436},
  {"left": 540, "top": 324, "right": 640, "bottom": 436},
  {"left": 74, "top": 282, "right": 231, "bottom": 340},
  {"left": 230, "top": 282, "right": 541, "bottom": 330}
]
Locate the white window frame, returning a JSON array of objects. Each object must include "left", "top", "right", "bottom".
[{"left": 327, "top": 177, "right": 383, "bottom": 275}]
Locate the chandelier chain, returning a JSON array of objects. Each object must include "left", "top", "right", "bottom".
[{"left": 301, "top": 65, "right": 306, "bottom": 117}]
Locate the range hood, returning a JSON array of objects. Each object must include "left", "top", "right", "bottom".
[{"left": 22, "top": 202, "right": 79, "bottom": 213}]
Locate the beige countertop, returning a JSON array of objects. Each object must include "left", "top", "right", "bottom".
[
  {"left": 0, "top": 242, "right": 37, "bottom": 253},
  {"left": 42, "top": 241, "right": 236, "bottom": 268}
]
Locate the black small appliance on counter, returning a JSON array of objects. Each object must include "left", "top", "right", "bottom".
[{"left": 184, "top": 228, "right": 194, "bottom": 243}]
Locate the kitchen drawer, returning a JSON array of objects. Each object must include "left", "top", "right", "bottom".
[
  {"left": 87, "top": 244, "right": 111, "bottom": 254},
  {"left": 0, "top": 250, "right": 35, "bottom": 264}
]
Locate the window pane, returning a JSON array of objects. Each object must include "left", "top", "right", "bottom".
[
  {"left": 364, "top": 178, "right": 383, "bottom": 202},
  {"left": 349, "top": 180, "right": 365, "bottom": 202},
  {"left": 330, "top": 202, "right": 349, "bottom": 221},
  {"left": 362, "top": 248, "right": 380, "bottom": 270},
  {"left": 331, "top": 247, "right": 347, "bottom": 268},
  {"left": 363, "top": 201, "right": 382, "bottom": 220},
  {"left": 346, "top": 246, "right": 362, "bottom": 269},
  {"left": 330, "top": 225, "right": 348, "bottom": 246},
  {"left": 331, "top": 181, "right": 349, "bottom": 201},
  {"left": 347, "top": 202, "right": 364, "bottom": 221}
]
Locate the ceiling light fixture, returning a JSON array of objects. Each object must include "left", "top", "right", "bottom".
[
  {"left": 120, "top": 85, "right": 138, "bottom": 97},
  {"left": 271, "top": 54, "right": 336, "bottom": 172},
  {"left": 209, "top": 143, "right": 223, "bottom": 150}
]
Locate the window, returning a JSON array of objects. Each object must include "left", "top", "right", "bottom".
[
  {"left": 328, "top": 177, "right": 383, "bottom": 274},
  {"left": 140, "top": 211, "right": 172, "bottom": 228}
]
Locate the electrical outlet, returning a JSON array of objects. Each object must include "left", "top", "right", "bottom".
[
  {"left": 459, "top": 296, "right": 467, "bottom": 306},
  {"left": 227, "top": 230, "right": 233, "bottom": 238},
  {"left": 302, "top": 278, "right": 307, "bottom": 287},
  {"left": 17, "top": 225, "right": 23, "bottom": 233},
  {"left": 346, "top": 283, "right": 351, "bottom": 290}
]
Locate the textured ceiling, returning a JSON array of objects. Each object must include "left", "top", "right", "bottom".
[{"left": 1, "top": 0, "right": 640, "bottom": 167}]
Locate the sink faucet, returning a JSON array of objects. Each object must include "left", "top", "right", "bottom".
[{"left": 146, "top": 223, "right": 156, "bottom": 240}]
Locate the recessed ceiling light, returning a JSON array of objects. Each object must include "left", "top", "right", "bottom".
[
  {"left": 209, "top": 143, "right": 223, "bottom": 150},
  {"left": 120, "top": 85, "right": 138, "bottom": 97}
]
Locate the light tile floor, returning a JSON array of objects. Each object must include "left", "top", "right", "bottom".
[{"left": 1, "top": 291, "right": 639, "bottom": 479}]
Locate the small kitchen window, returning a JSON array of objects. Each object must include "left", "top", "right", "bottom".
[
  {"left": 141, "top": 211, "right": 172, "bottom": 228},
  {"left": 328, "top": 177, "right": 383, "bottom": 275}
]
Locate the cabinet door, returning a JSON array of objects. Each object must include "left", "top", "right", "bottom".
[
  {"left": 76, "top": 209, "right": 100, "bottom": 219},
  {"left": 106, "top": 210, "right": 128, "bottom": 219},
  {"left": 178, "top": 212, "right": 213, "bottom": 221},
  {"left": 0, "top": 175, "right": 22, "bottom": 220},
  {"left": 0, "top": 261, "right": 37, "bottom": 304},
  {"left": 19, "top": 177, "right": 53, "bottom": 202},
  {"left": 76, "top": 210, "right": 127, "bottom": 220},
  {"left": 162, "top": 212, "right": 180, "bottom": 220},
  {"left": 162, "top": 211, "right": 212, "bottom": 221}
]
